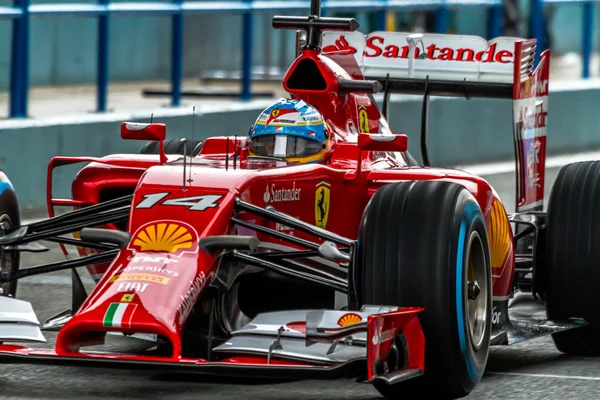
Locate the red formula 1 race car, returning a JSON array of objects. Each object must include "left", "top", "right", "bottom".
[{"left": 0, "top": 1, "right": 596, "bottom": 399}]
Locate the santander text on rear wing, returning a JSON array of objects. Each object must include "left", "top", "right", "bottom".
[{"left": 320, "top": 31, "right": 550, "bottom": 212}]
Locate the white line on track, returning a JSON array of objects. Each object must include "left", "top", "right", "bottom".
[
  {"left": 455, "top": 150, "right": 600, "bottom": 177},
  {"left": 487, "top": 371, "right": 600, "bottom": 381}
]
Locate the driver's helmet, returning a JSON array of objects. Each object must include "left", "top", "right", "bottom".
[{"left": 247, "top": 98, "right": 331, "bottom": 163}]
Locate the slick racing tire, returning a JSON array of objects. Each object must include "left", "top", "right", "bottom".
[
  {"left": 0, "top": 171, "right": 20, "bottom": 298},
  {"left": 357, "top": 181, "right": 492, "bottom": 399},
  {"left": 140, "top": 139, "right": 203, "bottom": 157},
  {"left": 545, "top": 160, "right": 600, "bottom": 356}
]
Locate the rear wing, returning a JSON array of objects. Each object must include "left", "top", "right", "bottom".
[{"left": 318, "top": 31, "right": 550, "bottom": 213}]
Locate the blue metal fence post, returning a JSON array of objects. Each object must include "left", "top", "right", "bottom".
[
  {"left": 9, "top": 0, "right": 30, "bottom": 118},
  {"left": 171, "top": 0, "right": 184, "bottom": 107},
  {"left": 434, "top": 6, "right": 449, "bottom": 34},
  {"left": 241, "top": 0, "right": 253, "bottom": 101},
  {"left": 376, "top": 9, "right": 387, "bottom": 31},
  {"left": 96, "top": 0, "right": 109, "bottom": 112},
  {"left": 582, "top": 3, "right": 594, "bottom": 79},
  {"left": 529, "top": 0, "right": 543, "bottom": 65},
  {"left": 488, "top": 4, "right": 503, "bottom": 38}
]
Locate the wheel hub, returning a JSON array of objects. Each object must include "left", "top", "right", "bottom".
[{"left": 466, "top": 231, "right": 488, "bottom": 350}]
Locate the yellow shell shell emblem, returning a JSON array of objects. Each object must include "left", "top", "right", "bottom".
[
  {"left": 337, "top": 313, "right": 362, "bottom": 327},
  {"left": 133, "top": 222, "right": 193, "bottom": 253},
  {"left": 488, "top": 200, "right": 511, "bottom": 269}
]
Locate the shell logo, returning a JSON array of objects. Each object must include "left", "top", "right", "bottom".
[
  {"left": 130, "top": 221, "right": 197, "bottom": 254},
  {"left": 488, "top": 199, "right": 511, "bottom": 269},
  {"left": 337, "top": 313, "right": 362, "bottom": 327}
]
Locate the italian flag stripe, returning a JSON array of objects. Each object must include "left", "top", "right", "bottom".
[{"left": 103, "top": 303, "right": 137, "bottom": 328}]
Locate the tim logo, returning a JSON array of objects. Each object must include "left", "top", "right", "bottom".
[{"left": 323, "top": 35, "right": 357, "bottom": 54}]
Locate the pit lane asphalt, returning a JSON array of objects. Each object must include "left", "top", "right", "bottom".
[{"left": 2, "top": 166, "right": 600, "bottom": 399}]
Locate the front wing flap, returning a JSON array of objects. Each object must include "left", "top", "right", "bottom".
[
  {"left": 0, "top": 296, "right": 46, "bottom": 343},
  {"left": 0, "top": 304, "right": 424, "bottom": 383}
]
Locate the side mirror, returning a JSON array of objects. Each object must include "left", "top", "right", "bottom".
[
  {"left": 121, "top": 122, "right": 167, "bottom": 164},
  {"left": 358, "top": 133, "right": 408, "bottom": 152},
  {"left": 345, "top": 134, "right": 409, "bottom": 181}
]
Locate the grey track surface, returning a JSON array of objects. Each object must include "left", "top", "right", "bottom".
[{"left": 2, "top": 166, "right": 600, "bottom": 399}]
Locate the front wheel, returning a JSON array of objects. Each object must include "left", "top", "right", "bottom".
[
  {"left": 0, "top": 171, "right": 20, "bottom": 297},
  {"left": 357, "top": 181, "right": 492, "bottom": 399}
]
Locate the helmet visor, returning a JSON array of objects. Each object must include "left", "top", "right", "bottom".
[{"left": 250, "top": 135, "right": 323, "bottom": 158}]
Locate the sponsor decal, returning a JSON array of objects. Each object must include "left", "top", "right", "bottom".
[
  {"left": 492, "top": 306, "right": 502, "bottom": 325},
  {"left": 522, "top": 78, "right": 548, "bottom": 98},
  {"left": 372, "top": 327, "right": 396, "bottom": 346},
  {"left": 487, "top": 199, "right": 511, "bottom": 270},
  {"left": 121, "top": 294, "right": 135, "bottom": 302},
  {"left": 275, "top": 222, "right": 294, "bottom": 233},
  {"left": 129, "top": 256, "right": 179, "bottom": 264},
  {"left": 346, "top": 119, "right": 358, "bottom": 135},
  {"left": 337, "top": 313, "right": 362, "bottom": 327},
  {"left": 302, "top": 115, "right": 321, "bottom": 122},
  {"left": 263, "top": 182, "right": 301, "bottom": 203},
  {"left": 103, "top": 302, "right": 137, "bottom": 328},
  {"left": 517, "top": 103, "right": 547, "bottom": 135},
  {"left": 121, "top": 265, "right": 179, "bottom": 277},
  {"left": 358, "top": 109, "right": 369, "bottom": 134},
  {"left": 324, "top": 33, "right": 514, "bottom": 64},
  {"left": 110, "top": 273, "right": 170, "bottom": 285},
  {"left": 526, "top": 140, "right": 542, "bottom": 188},
  {"left": 323, "top": 35, "right": 357, "bottom": 54},
  {"left": 129, "top": 221, "right": 198, "bottom": 256},
  {"left": 272, "top": 118, "right": 295, "bottom": 125},
  {"left": 265, "top": 108, "right": 295, "bottom": 125},
  {"left": 177, "top": 272, "right": 211, "bottom": 325},
  {"left": 117, "top": 282, "right": 150, "bottom": 293},
  {"left": 315, "top": 181, "right": 331, "bottom": 229},
  {"left": 515, "top": 99, "right": 547, "bottom": 191}
]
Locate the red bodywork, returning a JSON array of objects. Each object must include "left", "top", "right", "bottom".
[{"left": 4, "top": 31, "right": 550, "bottom": 379}]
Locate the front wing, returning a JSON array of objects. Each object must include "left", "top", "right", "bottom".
[{"left": 0, "top": 297, "right": 424, "bottom": 385}]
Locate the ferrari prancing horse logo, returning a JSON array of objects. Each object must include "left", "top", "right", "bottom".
[
  {"left": 358, "top": 109, "right": 369, "bottom": 133},
  {"left": 315, "top": 181, "right": 331, "bottom": 229}
]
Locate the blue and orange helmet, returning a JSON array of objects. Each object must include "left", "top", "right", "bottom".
[{"left": 247, "top": 99, "right": 332, "bottom": 163}]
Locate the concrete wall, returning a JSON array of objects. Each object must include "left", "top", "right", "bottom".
[{"left": 1, "top": 84, "right": 599, "bottom": 210}]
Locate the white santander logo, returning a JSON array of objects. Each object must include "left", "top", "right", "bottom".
[{"left": 263, "top": 182, "right": 301, "bottom": 203}]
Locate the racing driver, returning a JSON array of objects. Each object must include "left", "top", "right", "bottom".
[{"left": 247, "top": 98, "right": 332, "bottom": 163}]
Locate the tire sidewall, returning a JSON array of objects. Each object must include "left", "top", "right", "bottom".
[
  {"left": 0, "top": 172, "right": 20, "bottom": 297},
  {"left": 452, "top": 195, "right": 492, "bottom": 392}
]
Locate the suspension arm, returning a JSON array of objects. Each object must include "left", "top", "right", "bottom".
[
  {"left": 234, "top": 198, "right": 353, "bottom": 247},
  {"left": 228, "top": 250, "right": 347, "bottom": 293},
  {"left": 0, "top": 249, "right": 120, "bottom": 282}
]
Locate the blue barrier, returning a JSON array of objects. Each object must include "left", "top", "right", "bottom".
[
  {"left": 531, "top": 0, "right": 597, "bottom": 78},
  {"left": 1, "top": 0, "right": 503, "bottom": 118}
]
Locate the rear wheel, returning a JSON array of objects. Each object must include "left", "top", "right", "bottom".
[
  {"left": 545, "top": 160, "right": 600, "bottom": 355},
  {"left": 0, "top": 171, "right": 20, "bottom": 297},
  {"left": 357, "top": 181, "right": 492, "bottom": 399}
]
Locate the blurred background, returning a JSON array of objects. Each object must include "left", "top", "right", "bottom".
[{"left": 0, "top": 0, "right": 594, "bottom": 118}]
